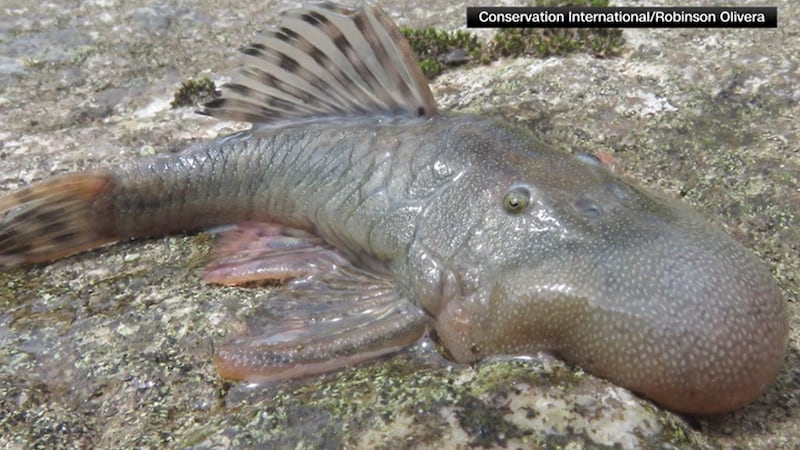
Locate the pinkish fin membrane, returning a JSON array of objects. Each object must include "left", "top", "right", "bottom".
[
  {"left": 200, "top": 2, "right": 437, "bottom": 125},
  {"left": 214, "top": 261, "right": 430, "bottom": 382},
  {"left": 202, "top": 222, "right": 350, "bottom": 285}
]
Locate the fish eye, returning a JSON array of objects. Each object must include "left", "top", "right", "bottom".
[{"left": 502, "top": 185, "right": 531, "bottom": 214}]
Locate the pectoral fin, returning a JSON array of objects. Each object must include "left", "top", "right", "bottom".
[
  {"left": 204, "top": 221, "right": 430, "bottom": 382},
  {"left": 202, "top": 222, "right": 349, "bottom": 285},
  {"left": 215, "top": 261, "right": 430, "bottom": 382}
]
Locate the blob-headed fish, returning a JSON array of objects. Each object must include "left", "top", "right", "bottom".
[{"left": 0, "top": 2, "right": 787, "bottom": 415}]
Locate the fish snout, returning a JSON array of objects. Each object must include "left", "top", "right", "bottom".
[
  {"left": 435, "top": 223, "right": 788, "bottom": 415},
  {"left": 574, "top": 228, "right": 788, "bottom": 414}
]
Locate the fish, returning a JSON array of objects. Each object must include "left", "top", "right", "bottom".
[{"left": 0, "top": 2, "right": 788, "bottom": 415}]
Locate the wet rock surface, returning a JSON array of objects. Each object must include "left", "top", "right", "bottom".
[{"left": 1, "top": 0, "right": 798, "bottom": 448}]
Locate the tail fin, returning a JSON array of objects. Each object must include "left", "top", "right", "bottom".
[{"left": 0, "top": 171, "right": 117, "bottom": 266}]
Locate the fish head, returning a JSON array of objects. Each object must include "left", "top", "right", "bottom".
[{"left": 431, "top": 129, "right": 788, "bottom": 415}]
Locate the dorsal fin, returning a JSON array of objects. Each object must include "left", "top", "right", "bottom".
[{"left": 200, "top": 2, "right": 438, "bottom": 125}]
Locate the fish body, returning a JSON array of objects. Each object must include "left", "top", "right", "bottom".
[{"left": 0, "top": 3, "right": 788, "bottom": 415}]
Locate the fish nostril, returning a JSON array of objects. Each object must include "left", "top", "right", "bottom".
[
  {"left": 608, "top": 182, "right": 634, "bottom": 201},
  {"left": 575, "top": 152, "right": 602, "bottom": 166},
  {"left": 574, "top": 197, "right": 603, "bottom": 219}
]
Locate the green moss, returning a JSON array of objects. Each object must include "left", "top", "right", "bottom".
[
  {"left": 455, "top": 395, "right": 529, "bottom": 448},
  {"left": 0, "top": 270, "right": 37, "bottom": 308},
  {"left": 171, "top": 77, "right": 219, "bottom": 108},
  {"left": 469, "top": 359, "right": 584, "bottom": 397},
  {"left": 0, "top": 381, "right": 94, "bottom": 449},
  {"left": 208, "top": 357, "right": 590, "bottom": 447},
  {"left": 187, "top": 232, "right": 215, "bottom": 270},
  {"left": 0, "top": 268, "right": 79, "bottom": 328},
  {"left": 289, "top": 358, "right": 454, "bottom": 439},
  {"left": 486, "top": 0, "right": 624, "bottom": 60},
  {"left": 400, "top": 0, "right": 624, "bottom": 79},
  {"left": 652, "top": 408, "right": 695, "bottom": 448},
  {"left": 486, "top": 27, "right": 623, "bottom": 60},
  {"left": 401, "top": 27, "right": 481, "bottom": 78}
]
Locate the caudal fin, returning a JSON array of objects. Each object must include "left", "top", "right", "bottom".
[{"left": 0, "top": 171, "right": 117, "bottom": 266}]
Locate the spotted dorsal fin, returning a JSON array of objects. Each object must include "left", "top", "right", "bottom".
[{"left": 200, "top": 2, "right": 437, "bottom": 125}]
